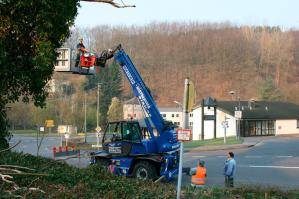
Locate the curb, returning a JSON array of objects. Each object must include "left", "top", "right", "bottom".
[{"left": 186, "top": 142, "right": 259, "bottom": 153}]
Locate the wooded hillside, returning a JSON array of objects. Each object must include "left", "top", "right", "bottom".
[
  {"left": 7, "top": 23, "right": 299, "bottom": 130},
  {"left": 76, "top": 22, "right": 299, "bottom": 106}
]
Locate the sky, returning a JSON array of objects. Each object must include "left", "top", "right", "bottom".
[{"left": 75, "top": 0, "right": 299, "bottom": 29}]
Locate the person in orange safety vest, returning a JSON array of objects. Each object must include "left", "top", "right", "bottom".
[{"left": 191, "top": 160, "right": 207, "bottom": 187}]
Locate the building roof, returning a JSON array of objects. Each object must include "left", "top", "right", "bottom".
[
  {"left": 123, "top": 97, "right": 139, "bottom": 105},
  {"left": 159, "top": 107, "right": 182, "bottom": 112},
  {"left": 217, "top": 101, "right": 299, "bottom": 120}
]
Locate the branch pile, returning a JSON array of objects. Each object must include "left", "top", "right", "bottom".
[{"left": 0, "top": 142, "right": 47, "bottom": 198}]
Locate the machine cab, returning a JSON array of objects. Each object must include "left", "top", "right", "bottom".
[{"left": 102, "top": 121, "right": 146, "bottom": 156}]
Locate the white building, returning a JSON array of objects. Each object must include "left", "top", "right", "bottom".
[
  {"left": 123, "top": 97, "right": 299, "bottom": 140},
  {"left": 160, "top": 107, "right": 194, "bottom": 128},
  {"left": 192, "top": 106, "right": 236, "bottom": 140},
  {"left": 192, "top": 98, "right": 299, "bottom": 140},
  {"left": 123, "top": 98, "right": 143, "bottom": 120},
  {"left": 123, "top": 98, "right": 194, "bottom": 128}
]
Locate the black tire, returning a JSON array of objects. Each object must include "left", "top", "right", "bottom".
[
  {"left": 95, "top": 158, "right": 110, "bottom": 168},
  {"left": 132, "top": 161, "right": 158, "bottom": 180}
]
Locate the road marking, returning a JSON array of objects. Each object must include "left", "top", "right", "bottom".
[
  {"left": 276, "top": 156, "right": 293, "bottom": 158},
  {"left": 245, "top": 155, "right": 263, "bottom": 158},
  {"left": 241, "top": 165, "right": 299, "bottom": 169},
  {"left": 191, "top": 155, "right": 206, "bottom": 158}
]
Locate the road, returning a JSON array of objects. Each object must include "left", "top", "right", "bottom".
[
  {"left": 182, "top": 136, "right": 299, "bottom": 189},
  {"left": 9, "top": 134, "right": 96, "bottom": 168},
  {"left": 9, "top": 135, "right": 299, "bottom": 188}
]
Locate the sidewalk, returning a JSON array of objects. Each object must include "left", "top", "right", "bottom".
[{"left": 187, "top": 136, "right": 273, "bottom": 153}]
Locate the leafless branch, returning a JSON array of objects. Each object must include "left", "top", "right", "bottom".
[
  {"left": 81, "top": 0, "right": 136, "bottom": 8},
  {"left": 0, "top": 140, "right": 21, "bottom": 153},
  {"left": 0, "top": 168, "right": 22, "bottom": 174},
  {"left": 0, "top": 165, "right": 35, "bottom": 171},
  {"left": 0, "top": 173, "right": 14, "bottom": 184},
  {"left": 2, "top": 172, "right": 48, "bottom": 177},
  {"left": 28, "top": 187, "right": 45, "bottom": 193}
]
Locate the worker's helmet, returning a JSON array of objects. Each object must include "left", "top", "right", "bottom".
[{"left": 198, "top": 160, "right": 205, "bottom": 167}]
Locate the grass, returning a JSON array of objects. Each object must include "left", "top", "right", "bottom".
[
  {"left": 183, "top": 137, "right": 243, "bottom": 150},
  {"left": 10, "top": 129, "right": 61, "bottom": 137},
  {"left": 1, "top": 151, "right": 298, "bottom": 198},
  {"left": 10, "top": 129, "right": 38, "bottom": 135},
  {"left": 10, "top": 130, "right": 95, "bottom": 137}
]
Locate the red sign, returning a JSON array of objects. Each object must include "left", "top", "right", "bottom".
[{"left": 177, "top": 129, "right": 192, "bottom": 141}]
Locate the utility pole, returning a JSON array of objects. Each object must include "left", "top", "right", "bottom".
[
  {"left": 84, "top": 92, "right": 87, "bottom": 143},
  {"left": 237, "top": 96, "right": 241, "bottom": 140},
  {"left": 182, "top": 78, "right": 190, "bottom": 129},
  {"left": 177, "top": 78, "right": 189, "bottom": 199},
  {"left": 97, "top": 83, "right": 100, "bottom": 128}
]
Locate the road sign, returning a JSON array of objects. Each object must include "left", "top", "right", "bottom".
[
  {"left": 39, "top": 126, "right": 45, "bottom": 132},
  {"left": 177, "top": 129, "right": 192, "bottom": 141},
  {"left": 64, "top": 134, "right": 70, "bottom": 139},
  {"left": 45, "top": 120, "right": 55, "bottom": 127},
  {"left": 221, "top": 121, "right": 229, "bottom": 128},
  {"left": 234, "top": 111, "right": 242, "bottom": 119},
  {"left": 95, "top": 126, "right": 101, "bottom": 132},
  {"left": 58, "top": 125, "right": 77, "bottom": 134}
]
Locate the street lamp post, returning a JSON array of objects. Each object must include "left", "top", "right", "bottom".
[
  {"left": 84, "top": 92, "right": 87, "bottom": 143},
  {"left": 237, "top": 96, "right": 241, "bottom": 140},
  {"left": 97, "top": 83, "right": 100, "bottom": 128},
  {"left": 229, "top": 91, "right": 241, "bottom": 140}
]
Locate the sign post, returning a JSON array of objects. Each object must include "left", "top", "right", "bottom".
[
  {"left": 221, "top": 121, "right": 228, "bottom": 144},
  {"left": 234, "top": 111, "right": 242, "bottom": 140},
  {"left": 92, "top": 127, "right": 102, "bottom": 149},
  {"left": 177, "top": 141, "right": 183, "bottom": 199},
  {"left": 176, "top": 129, "right": 191, "bottom": 199}
]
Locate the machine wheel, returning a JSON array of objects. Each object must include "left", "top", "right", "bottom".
[
  {"left": 132, "top": 161, "right": 158, "bottom": 180},
  {"left": 95, "top": 158, "right": 110, "bottom": 168}
]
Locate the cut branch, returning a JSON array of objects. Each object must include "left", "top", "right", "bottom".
[
  {"left": 0, "top": 165, "right": 35, "bottom": 171},
  {"left": 0, "top": 140, "right": 21, "bottom": 153},
  {"left": 81, "top": 0, "right": 136, "bottom": 8}
]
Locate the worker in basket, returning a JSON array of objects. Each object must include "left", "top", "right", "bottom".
[
  {"left": 190, "top": 160, "right": 207, "bottom": 187},
  {"left": 75, "top": 38, "right": 87, "bottom": 67}
]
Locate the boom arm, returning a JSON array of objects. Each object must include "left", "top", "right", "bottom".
[{"left": 104, "top": 45, "right": 166, "bottom": 135}]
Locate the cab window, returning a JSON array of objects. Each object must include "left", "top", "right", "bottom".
[
  {"left": 122, "top": 123, "right": 141, "bottom": 142},
  {"left": 103, "top": 123, "right": 122, "bottom": 143}
]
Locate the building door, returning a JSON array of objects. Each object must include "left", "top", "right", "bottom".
[{"left": 241, "top": 120, "right": 275, "bottom": 137}]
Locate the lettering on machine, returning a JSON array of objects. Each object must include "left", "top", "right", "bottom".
[{"left": 123, "top": 65, "right": 135, "bottom": 85}]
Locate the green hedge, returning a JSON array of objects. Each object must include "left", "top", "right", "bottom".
[{"left": 0, "top": 151, "right": 298, "bottom": 198}]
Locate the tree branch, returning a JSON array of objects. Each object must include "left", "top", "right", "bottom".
[
  {"left": 0, "top": 165, "right": 35, "bottom": 171},
  {"left": 0, "top": 140, "right": 21, "bottom": 153},
  {"left": 81, "top": 0, "right": 136, "bottom": 8}
]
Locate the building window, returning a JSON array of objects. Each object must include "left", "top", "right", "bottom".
[
  {"left": 241, "top": 120, "right": 275, "bottom": 137},
  {"left": 297, "top": 119, "right": 299, "bottom": 128},
  {"left": 162, "top": 114, "right": 166, "bottom": 117},
  {"left": 176, "top": 114, "right": 179, "bottom": 117},
  {"left": 174, "top": 122, "right": 180, "bottom": 126},
  {"left": 172, "top": 114, "right": 174, "bottom": 118},
  {"left": 134, "top": 114, "right": 136, "bottom": 118},
  {"left": 189, "top": 122, "right": 193, "bottom": 126},
  {"left": 190, "top": 113, "right": 193, "bottom": 117}
]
